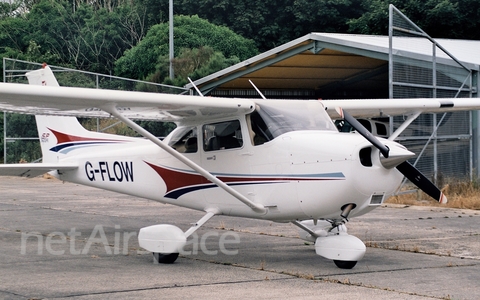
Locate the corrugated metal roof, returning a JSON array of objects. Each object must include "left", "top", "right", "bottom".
[
  {"left": 313, "top": 33, "right": 480, "bottom": 66},
  {"left": 188, "top": 33, "right": 479, "bottom": 97}
]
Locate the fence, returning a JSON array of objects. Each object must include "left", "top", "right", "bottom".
[{"left": 2, "top": 58, "right": 187, "bottom": 163}]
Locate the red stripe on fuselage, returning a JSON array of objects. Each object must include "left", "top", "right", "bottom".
[
  {"left": 145, "top": 161, "right": 344, "bottom": 196},
  {"left": 145, "top": 162, "right": 209, "bottom": 193},
  {"left": 48, "top": 128, "right": 125, "bottom": 144}
]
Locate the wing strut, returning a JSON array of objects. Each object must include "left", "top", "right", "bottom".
[
  {"left": 103, "top": 103, "right": 268, "bottom": 215},
  {"left": 388, "top": 111, "right": 421, "bottom": 141}
]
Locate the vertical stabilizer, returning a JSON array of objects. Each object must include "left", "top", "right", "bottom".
[
  {"left": 26, "top": 64, "right": 60, "bottom": 87},
  {"left": 27, "top": 65, "right": 95, "bottom": 163}
]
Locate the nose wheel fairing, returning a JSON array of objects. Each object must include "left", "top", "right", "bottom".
[
  {"left": 314, "top": 232, "right": 366, "bottom": 263},
  {"left": 293, "top": 220, "right": 366, "bottom": 269}
]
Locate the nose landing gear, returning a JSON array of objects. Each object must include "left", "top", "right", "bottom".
[{"left": 293, "top": 203, "right": 365, "bottom": 269}]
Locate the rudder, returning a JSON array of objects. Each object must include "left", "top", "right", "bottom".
[{"left": 27, "top": 65, "right": 121, "bottom": 163}]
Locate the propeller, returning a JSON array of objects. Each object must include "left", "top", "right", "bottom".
[{"left": 336, "top": 107, "right": 447, "bottom": 204}]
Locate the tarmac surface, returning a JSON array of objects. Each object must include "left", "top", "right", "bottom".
[{"left": 0, "top": 176, "right": 479, "bottom": 299}]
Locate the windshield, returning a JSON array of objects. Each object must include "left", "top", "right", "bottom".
[{"left": 251, "top": 100, "right": 336, "bottom": 141}]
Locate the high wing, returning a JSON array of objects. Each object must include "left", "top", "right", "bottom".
[
  {"left": 0, "top": 82, "right": 255, "bottom": 123},
  {"left": 322, "top": 98, "right": 480, "bottom": 119},
  {"left": 2, "top": 82, "right": 479, "bottom": 122}
]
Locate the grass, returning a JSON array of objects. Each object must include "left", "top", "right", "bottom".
[{"left": 387, "top": 180, "right": 480, "bottom": 210}]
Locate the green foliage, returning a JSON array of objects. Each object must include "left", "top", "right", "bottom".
[
  {"left": 114, "top": 15, "right": 258, "bottom": 81},
  {"left": 172, "top": 0, "right": 364, "bottom": 51},
  {"left": 2, "top": 0, "right": 478, "bottom": 81},
  {"left": 3, "top": 113, "right": 41, "bottom": 163},
  {"left": 190, "top": 51, "right": 240, "bottom": 81},
  {"left": 152, "top": 0, "right": 479, "bottom": 51},
  {"left": 0, "top": 1, "right": 22, "bottom": 20},
  {"left": 80, "top": 118, "right": 176, "bottom": 139},
  {"left": 0, "top": 0, "right": 149, "bottom": 74},
  {"left": 136, "top": 121, "right": 176, "bottom": 138},
  {"left": 348, "top": 0, "right": 480, "bottom": 39},
  {"left": 150, "top": 46, "right": 240, "bottom": 87}
]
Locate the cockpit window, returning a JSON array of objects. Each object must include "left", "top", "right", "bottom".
[
  {"left": 168, "top": 126, "right": 197, "bottom": 153},
  {"left": 203, "top": 120, "right": 243, "bottom": 151},
  {"left": 248, "top": 100, "right": 336, "bottom": 143}
]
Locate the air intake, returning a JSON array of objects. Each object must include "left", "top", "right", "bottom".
[{"left": 369, "top": 194, "right": 385, "bottom": 205}]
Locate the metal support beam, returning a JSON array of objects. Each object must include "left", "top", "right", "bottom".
[{"left": 169, "top": 0, "right": 174, "bottom": 79}]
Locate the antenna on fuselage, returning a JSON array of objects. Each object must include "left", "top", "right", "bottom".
[
  {"left": 249, "top": 80, "right": 266, "bottom": 99},
  {"left": 188, "top": 77, "right": 204, "bottom": 97}
]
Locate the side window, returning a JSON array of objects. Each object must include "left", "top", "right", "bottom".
[
  {"left": 375, "top": 122, "right": 388, "bottom": 137},
  {"left": 358, "top": 119, "right": 372, "bottom": 133},
  {"left": 168, "top": 127, "right": 198, "bottom": 153},
  {"left": 203, "top": 120, "right": 243, "bottom": 151}
]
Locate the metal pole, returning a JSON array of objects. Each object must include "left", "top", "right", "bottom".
[
  {"left": 169, "top": 0, "right": 174, "bottom": 79},
  {"left": 388, "top": 4, "right": 393, "bottom": 99},
  {"left": 3, "top": 112, "right": 5, "bottom": 164},
  {"left": 3, "top": 57, "right": 6, "bottom": 164},
  {"left": 433, "top": 114, "right": 438, "bottom": 184}
]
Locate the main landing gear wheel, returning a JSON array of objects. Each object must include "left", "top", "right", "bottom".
[
  {"left": 333, "top": 260, "right": 357, "bottom": 269},
  {"left": 153, "top": 252, "right": 179, "bottom": 264}
]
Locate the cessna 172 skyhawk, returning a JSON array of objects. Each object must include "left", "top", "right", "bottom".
[{"left": 0, "top": 65, "right": 478, "bottom": 269}]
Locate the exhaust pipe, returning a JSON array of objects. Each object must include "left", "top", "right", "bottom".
[{"left": 340, "top": 203, "right": 356, "bottom": 219}]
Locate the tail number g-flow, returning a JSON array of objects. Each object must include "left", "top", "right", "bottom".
[{"left": 85, "top": 161, "right": 134, "bottom": 182}]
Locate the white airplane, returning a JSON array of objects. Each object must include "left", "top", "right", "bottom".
[{"left": 0, "top": 65, "right": 478, "bottom": 269}]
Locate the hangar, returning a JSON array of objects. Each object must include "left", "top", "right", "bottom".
[
  {"left": 189, "top": 33, "right": 479, "bottom": 100},
  {"left": 187, "top": 8, "right": 480, "bottom": 186}
]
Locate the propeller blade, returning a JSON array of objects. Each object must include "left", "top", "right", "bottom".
[
  {"left": 396, "top": 161, "right": 447, "bottom": 203},
  {"left": 336, "top": 107, "right": 390, "bottom": 158}
]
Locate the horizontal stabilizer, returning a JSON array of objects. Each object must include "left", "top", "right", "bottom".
[{"left": 0, "top": 163, "right": 78, "bottom": 178}]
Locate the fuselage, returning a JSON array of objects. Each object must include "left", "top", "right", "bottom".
[{"left": 54, "top": 100, "right": 405, "bottom": 222}]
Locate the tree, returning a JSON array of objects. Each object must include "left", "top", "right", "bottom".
[
  {"left": 149, "top": 46, "right": 241, "bottom": 87},
  {"left": 348, "top": 0, "right": 480, "bottom": 40},
  {"left": 171, "top": 0, "right": 364, "bottom": 51},
  {"left": 0, "top": 0, "right": 150, "bottom": 75},
  {"left": 3, "top": 113, "right": 40, "bottom": 163},
  {"left": 114, "top": 15, "right": 258, "bottom": 81}
]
